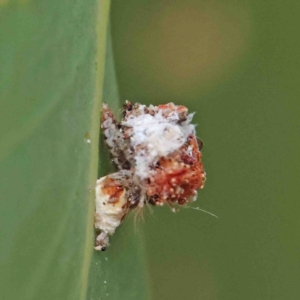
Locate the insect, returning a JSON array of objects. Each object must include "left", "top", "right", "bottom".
[{"left": 94, "top": 101, "right": 206, "bottom": 251}]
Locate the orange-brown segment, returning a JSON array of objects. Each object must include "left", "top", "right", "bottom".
[{"left": 146, "top": 134, "right": 205, "bottom": 205}]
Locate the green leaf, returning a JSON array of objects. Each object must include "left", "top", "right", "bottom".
[
  {"left": 87, "top": 21, "right": 152, "bottom": 300},
  {"left": 0, "top": 1, "right": 109, "bottom": 299}
]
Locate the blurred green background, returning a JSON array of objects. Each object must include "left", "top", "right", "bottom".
[
  {"left": 1, "top": 0, "right": 299, "bottom": 299},
  {"left": 109, "top": 0, "right": 300, "bottom": 299}
]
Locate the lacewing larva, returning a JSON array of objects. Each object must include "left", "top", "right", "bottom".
[{"left": 94, "top": 101, "right": 206, "bottom": 251}]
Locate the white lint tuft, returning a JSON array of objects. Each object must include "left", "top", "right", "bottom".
[{"left": 122, "top": 107, "right": 195, "bottom": 179}]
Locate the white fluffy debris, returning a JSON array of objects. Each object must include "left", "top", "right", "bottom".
[{"left": 122, "top": 108, "right": 195, "bottom": 179}]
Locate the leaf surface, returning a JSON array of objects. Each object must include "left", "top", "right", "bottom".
[{"left": 0, "top": 1, "right": 109, "bottom": 299}]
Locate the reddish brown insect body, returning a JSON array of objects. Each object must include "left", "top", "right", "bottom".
[{"left": 146, "top": 134, "right": 205, "bottom": 206}]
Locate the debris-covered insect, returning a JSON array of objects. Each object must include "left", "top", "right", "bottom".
[{"left": 94, "top": 101, "right": 206, "bottom": 250}]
